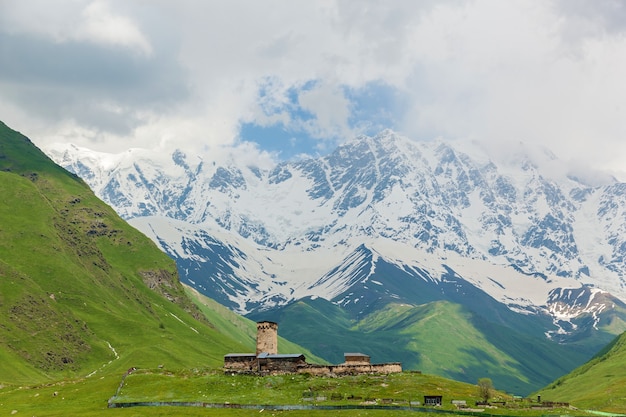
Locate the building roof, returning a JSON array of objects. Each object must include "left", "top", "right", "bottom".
[
  {"left": 224, "top": 353, "right": 257, "bottom": 358},
  {"left": 224, "top": 352, "right": 305, "bottom": 359},
  {"left": 257, "top": 353, "right": 305, "bottom": 359},
  {"left": 344, "top": 352, "right": 370, "bottom": 357}
]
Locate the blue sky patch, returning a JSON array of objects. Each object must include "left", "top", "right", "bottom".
[
  {"left": 239, "top": 122, "right": 321, "bottom": 160},
  {"left": 239, "top": 80, "right": 406, "bottom": 161}
]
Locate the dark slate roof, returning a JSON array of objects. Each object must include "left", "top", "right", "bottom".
[
  {"left": 344, "top": 352, "right": 370, "bottom": 357},
  {"left": 224, "top": 353, "right": 257, "bottom": 358},
  {"left": 257, "top": 353, "right": 305, "bottom": 359}
]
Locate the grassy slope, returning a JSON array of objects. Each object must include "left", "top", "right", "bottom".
[
  {"left": 0, "top": 121, "right": 250, "bottom": 382},
  {"left": 184, "top": 285, "right": 327, "bottom": 363},
  {"left": 358, "top": 302, "right": 524, "bottom": 385},
  {"left": 536, "top": 331, "right": 626, "bottom": 413}
]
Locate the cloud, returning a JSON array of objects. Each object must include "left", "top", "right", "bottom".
[
  {"left": 395, "top": 0, "right": 626, "bottom": 174},
  {"left": 1, "top": 0, "right": 625, "bottom": 179},
  {"left": 1, "top": 0, "right": 151, "bottom": 54},
  {"left": 76, "top": 0, "right": 152, "bottom": 55},
  {"left": 0, "top": 30, "right": 188, "bottom": 140},
  {"left": 296, "top": 82, "right": 352, "bottom": 139}
]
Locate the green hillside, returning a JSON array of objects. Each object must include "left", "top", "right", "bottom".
[
  {"left": 184, "top": 285, "right": 327, "bottom": 362},
  {"left": 249, "top": 297, "right": 588, "bottom": 396},
  {"left": 0, "top": 120, "right": 251, "bottom": 383},
  {"left": 536, "top": 331, "right": 626, "bottom": 413}
]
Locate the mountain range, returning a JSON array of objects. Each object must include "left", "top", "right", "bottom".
[{"left": 46, "top": 130, "right": 626, "bottom": 394}]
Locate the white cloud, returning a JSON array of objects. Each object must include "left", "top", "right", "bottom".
[
  {"left": 0, "top": 0, "right": 151, "bottom": 54},
  {"left": 297, "top": 83, "right": 352, "bottom": 139},
  {"left": 1, "top": 0, "right": 625, "bottom": 178},
  {"left": 77, "top": 0, "right": 152, "bottom": 55},
  {"left": 396, "top": 0, "right": 626, "bottom": 175}
]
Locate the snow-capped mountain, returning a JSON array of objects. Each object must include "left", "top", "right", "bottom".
[{"left": 45, "top": 131, "right": 626, "bottom": 339}]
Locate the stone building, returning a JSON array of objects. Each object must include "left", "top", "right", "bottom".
[
  {"left": 224, "top": 321, "right": 306, "bottom": 373},
  {"left": 343, "top": 352, "right": 371, "bottom": 365},
  {"left": 223, "top": 321, "right": 402, "bottom": 376},
  {"left": 256, "top": 321, "right": 278, "bottom": 355}
]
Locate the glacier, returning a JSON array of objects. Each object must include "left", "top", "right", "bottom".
[{"left": 45, "top": 130, "right": 626, "bottom": 330}]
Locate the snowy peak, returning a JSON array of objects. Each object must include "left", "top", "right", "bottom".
[
  {"left": 309, "top": 244, "right": 379, "bottom": 300},
  {"left": 546, "top": 286, "right": 626, "bottom": 341},
  {"left": 547, "top": 286, "right": 616, "bottom": 319},
  {"left": 45, "top": 131, "right": 626, "bottom": 328}
]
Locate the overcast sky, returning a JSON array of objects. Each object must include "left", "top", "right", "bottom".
[{"left": 1, "top": 0, "right": 626, "bottom": 177}]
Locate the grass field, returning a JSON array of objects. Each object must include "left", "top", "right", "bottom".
[
  {"left": 113, "top": 369, "right": 478, "bottom": 405},
  {"left": 0, "top": 368, "right": 592, "bottom": 417}
]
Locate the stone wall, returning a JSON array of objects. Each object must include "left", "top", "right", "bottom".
[
  {"left": 261, "top": 356, "right": 307, "bottom": 373},
  {"left": 224, "top": 359, "right": 401, "bottom": 376},
  {"left": 299, "top": 362, "right": 402, "bottom": 376},
  {"left": 225, "top": 355, "right": 309, "bottom": 374},
  {"left": 224, "top": 355, "right": 257, "bottom": 371}
]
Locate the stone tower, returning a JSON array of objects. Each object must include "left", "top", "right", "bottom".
[{"left": 256, "top": 321, "right": 278, "bottom": 355}]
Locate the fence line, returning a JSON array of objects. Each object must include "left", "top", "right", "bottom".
[
  {"left": 108, "top": 401, "right": 455, "bottom": 412},
  {"left": 108, "top": 400, "right": 598, "bottom": 417}
]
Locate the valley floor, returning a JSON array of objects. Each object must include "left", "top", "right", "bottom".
[{"left": 1, "top": 369, "right": 605, "bottom": 417}]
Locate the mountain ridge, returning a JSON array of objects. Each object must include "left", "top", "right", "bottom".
[
  {"left": 45, "top": 129, "right": 626, "bottom": 392},
  {"left": 46, "top": 131, "right": 626, "bottom": 289},
  {"left": 45, "top": 128, "right": 626, "bottom": 329}
]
